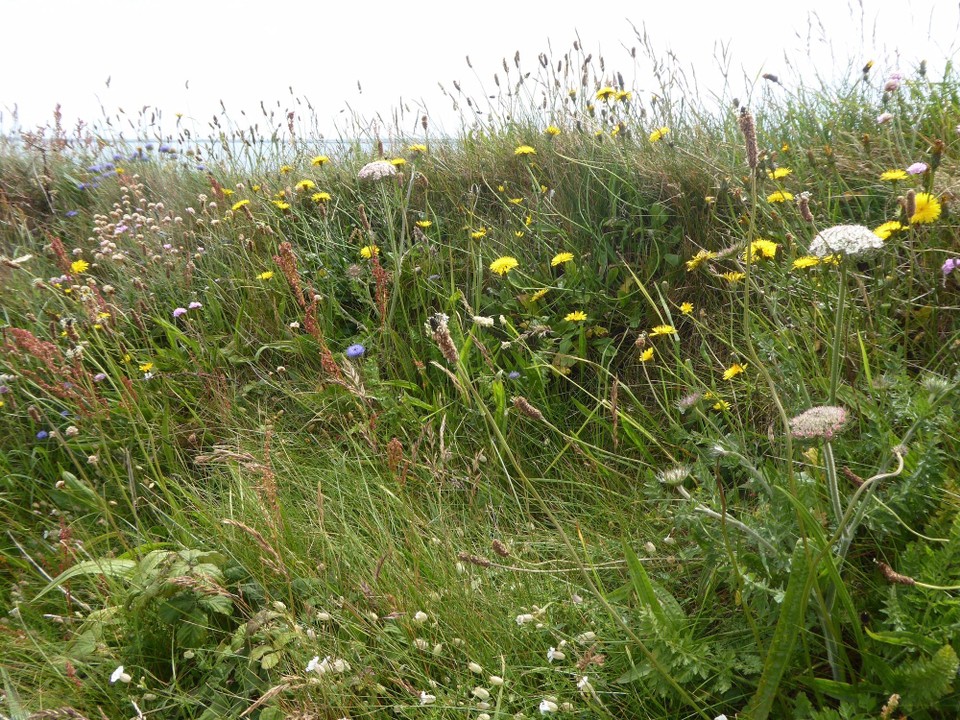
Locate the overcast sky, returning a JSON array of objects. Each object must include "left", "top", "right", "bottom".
[{"left": 2, "top": 0, "right": 958, "bottom": 140}]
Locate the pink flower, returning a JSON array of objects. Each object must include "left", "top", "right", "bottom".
[
  {"left": 876, "top": 112, "right": 894, "bottom": 124},
  {"left": 883, "top": 73, "right": 902, "bottom": 92},
  {"left": 188, "top": 301, "right": 203, "bottom": 310},
  {"left": 172, "top": 307, "right": 187, "bottom": 318},
  {"left": 906, "top": 162, "right": 928, "bottom": 175}
]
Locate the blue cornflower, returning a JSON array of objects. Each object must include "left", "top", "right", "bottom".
[
  {"left": 346, "top": 344, "right": 366, "bottom": 359},
  {"left": 159, "top": 144, "right": 174, "bottom": 153},
  {"left": 36, "top": 430, "right": 49, "bottom": 440},
  {"left": 65, "top": 210, "right": 79, "bottom": 217},
  {"left": 508, "top": 371, "right": 521, "bottom": 380},
  {"left": 145, "top": 143, "right": 155, "bottom": 151}
]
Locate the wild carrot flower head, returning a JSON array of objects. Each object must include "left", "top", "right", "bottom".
[
  {"left": 357, "top": 160, "right": 398, "bottom": 181},
  {"left": 789, "top": 405, "right": 849, "bottom": 440},
  {"left": 808, "top": 225, "right": 883, "bottom": 258}
]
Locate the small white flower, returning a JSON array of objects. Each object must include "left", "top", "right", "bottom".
[
  {"left": 306, "top": 655, "right": 322, "bottom": 673},
  {"left": 473, "top": 315, "right": 495, "bottom": 327},
  {"left": 577, "top": 675, "right": 592, "bottom": 692},
  {"left": 419, "top": 691, "right": 436, "bottom": 705},
  {"left": 472, "top": 687, "right": 491, "bottom": 701},
  {"left": 539, "top": 699, "right": 558, "bottom": 715},
  {"left": 489, "top": 675, "right": 504, "bottom": 686},
  {"left": 110, "top": 665, "right": 131, "bottom": 684},
  {"left": 478, "top": 715, "right": 492, "bottom": 720},
  {"left": 413, "top": 638, "right": 429, "bottom": 651},
  {"left": 414, "top": 610, "right": 428, "bottom": 623},
  {"left": 644, "top": 541, "right": 657, "bottom": 555},
  {"left": 515, "top": 613, "right": 535, "bottom": 625},
  {"left": 547, "top": 647, "right": 565, "bottom": 663},
  {"left": 468, "top": 661, "right": 483, "bottom": 673},
  {"left": 358, "top": 160, "right": 399, "bottom": 182},
  {"left": 715, "top": 716, "right": 729, "bottom": 720},
  {"left": 808, "top": 224, "right": 884, "bottom": 258}
]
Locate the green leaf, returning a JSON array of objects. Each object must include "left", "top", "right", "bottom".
[
  {"left": 622, "top": 540, "right": 669, "bottom": 628},
  {"left": 33, "top": 558, "right": 137, "bottom": 601}
]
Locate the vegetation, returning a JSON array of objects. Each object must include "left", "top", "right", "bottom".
[{"left": 1, "top": 36, "right": 958, "bottom": 720}]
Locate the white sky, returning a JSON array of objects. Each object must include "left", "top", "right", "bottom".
[{"left": 1, "top": 0, "right": 958, "bottom": 140}]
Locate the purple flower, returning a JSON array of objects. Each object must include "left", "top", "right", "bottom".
[
  {"left": 884, "top": 73, "right": 902, "bottom": 92},
  {"left": 36, "top": 430, "right": 49, "bottom": 440},
  {"left": 93, "top": 372, "right": 107, "bottom": 382},
  {"left": 145, "top": 143, "right": 155, "bottom": 151},
  {"left": 65, "top": 210, "right": 79, "bottom": 217},
  {"left": 906, "top": 162, "right": 928, "bottom": 175},
  {"left": 159, "top": 144, "right": 174, "bottom": 153},
  {"left": 0, "top": 385, "right": 8, "bottom": 394},
  {"left": 173, "top": 307, "right": 188, "bottom": 318},
  {"left": 188, "top": 301, "right": 202, "bottom": 310},
  {"left": 876, "top": 112, "right": 894, "bottom": 124},
  {"left": 943, "top": 257, "right": 960, "bottom": 276},
  {"left": 346, "top": 344, "right": 366, "bottom": 359},
  {"left": 112, "top": 153, "right": 124, "bottom": 162},
  {"left": 507, "top": 371, "right": 521, "bottom": 380}
]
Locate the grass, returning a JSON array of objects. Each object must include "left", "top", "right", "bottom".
[{"left": 1, "top": 33, "right": 959, "bottom": 720}]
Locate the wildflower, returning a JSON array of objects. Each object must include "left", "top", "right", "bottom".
[
  {"left": 388, "top": 157, "right": 407, "bottom": 166},
  {"left": 530, "top": 288, "right": 549, "bottom": 302},
  {"left": 564, "top": 310, "right": 587, "bottom": 322},
  {"left": 873, "top": 221, "right": 904, "bottom": 239},
  {"left": 311, "top": 155, "right": 330, "bottom": 166},
  {"left": 551, "top": 251, "right": 574, "bottom": 266},
  {"left": 346, "top": 344, "right": 365, "bottom": 359},
  {"left": 906, "top": 162, "right": 928, "bottom": 175},
  {"left": 172, "top": 307, "right": 188, "bottom": 318},
  {"left": 880, "top": 169, "right": 908, "bottom": 181},
  {"left": 472, "top": 687, "right": 491, "bottom": 701},
  {"left": 279, "top": 165, "right": 293, "bottom": 174},
  {"left": 94, "top": 372, "right": 107, "bottom": 382},
  {"left": 942, "top": 257, "right": 959, "bottom": 276},
  {"left": 516, "top": 613, "right": 536, "bottom": 625},
  {"left": 577, "top": 676, "right": 592, "bottom": 692},
  {"left": 686, "top": 249, "right": 717, "bottom": 271},
  {"left": 792, "top": 255, "right": 820, "bottom": 270},
  {"left": 680, "top": 302, "right": 693, "bottom": 315},
  {"left": 427, "top": 313, "right": 460, "bottom": 365},
  {"left": 489, "top": 675, "right": 504, "bottom": 686},
  {"left": 514, "top": 145, "right": 537, "bottom": 157},
  {"left": 883, "top": 73, "right": 902, "bottom": 92},
  {"left": 65, "top": 210, "right": 79, "bottom": 217},
  {"left": 408, "top": 144, "right": 427, "bottom": 153},
  {"left": 745, "top": 239, "right": 779, "bottom": 261},
  {"left": 650, "top": 324, "right": 676, "bottom": 337},
  {"left": 473, "top": 315, "right": 495, "bottom": 327},
  {"left": 419, "top": 692, "right": 436, "bottom": 706},
  {"left": 471, "top": 227, "right": 488, "bottom": 239},
  {"left": 415, "top": 220, "right": 432, "bottom": 228},
  {"left": 231, "top": 199, "right": 250, "bottom": 211},
  {"left": 649, "top": 127, "right": 670, "bottom": 143},
  {"left": 676, "top": 391, "right": 702, "bottom": 412},
  {"left": 507, "top": 370, "right": 521, "bottom": 380},
  {"left": 357, "top": 160, "right": 398, "bottom": 181},
  {"left": 490, "top": 256, "right": 519, "bottom": 276},
  {"left": 595, "top": 86, "right": 616, "bottom": 100},
  {"left": 36, "top": 430, "right": 49, "bottom": 440},
  {"left": 189, "top": 301, "right": 203, "bottom": 310},
  {"left": 257, "top": 271, "right": 275, "bottom": 280},
  {"left": 139, "top": 362, "right": 154, "bottom": 373},
  {"left": 311, "top": 192, "right": 331, "bottom": 202},
  {"left": 616, "top": 90, "right": 632, "bottom": 101},
  {"left": 877, "top": 112, "right": 894, "bottom": 124},
  {"left": 712, "top": 399, "right": 730, "bottom": 411},
  {"left": 360, "top": 245, "right": 379, "bottom": 259},
  {"left": 110, "top": 665, "right": 132, "bottom": 684},
  {"left": 547, "top": 647, "right": 565, "bottom": 662},
  {"left": 767, "top": 167, "right": 792, "bottom": 179},
  {"left": 910, "top": 192, "right": 941, "bottom": 224},
  {"left": 723, "top": 363, "right": 746, "bottom": 380},
  {"left": 720, "top": 271, "right": 745, "bottom": 284},
  {"left": 539, "top": 699, "right": 559, "bottom": 714},
  {"left": 306, "top": 656, "right": 322, "bottom": 673},
  {"left": 272, "top": 200, "right": 290, "bottom": 210},
  {"left": 640, "top": 347, "right": 654, "bottom": 362},
  {"left": 294, "top": 179, "right": 316, "bottom": 192},
  {"left": 767, "top": 191, "right": 794, "bottom": 203},
  {"left": 809, "top": 224, "right": 883, "bottom": 257},
  {"left": 545, "top": 125, "right": 561, "bottom": 136},
  {"left": 789, "top": 405, "right": 848, "bottom": 440},
  {"left": 509, "top": 197, "right": 524, "bottom": 204}
]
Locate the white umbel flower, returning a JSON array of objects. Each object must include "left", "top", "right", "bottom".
[
  {"left": 808, "top": 224, "right": 883, "bottom": 258},
  {"left": 357, "top": 160, "right": 398, "bottom": 182}
]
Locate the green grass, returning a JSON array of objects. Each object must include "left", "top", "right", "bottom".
[{"left": 1, "top": 37, "right": 959, "bottom": 720}]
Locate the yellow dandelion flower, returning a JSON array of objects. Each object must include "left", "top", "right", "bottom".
[
  {"left": 713, "top": 399, "right": 730, "bottom": 411},
  {"left": 880, "top": 169, "right": 908, "bottom": 181},
  {"left": 389, "top": 157, "right": 406, "bottom": 166},
  {"left": 611, "top": 125, "right": 621, "bottom": 137},
  {"left": 252, "top": 184, "right": 262, "bottom": 192},
  {"left": 514, "top": 145, "right": 537, "bottom": 156},
  {"left": 416, "top": 220, "right": 432, "bottom": 228},
  {"left": 509, "top": 197, "right": 524, "bottom": 204},
  {"left": 596, "top": 86, "right": 616, "bottom": 101},
  {"left": 650, "top": 324, "right": 677, "bottom": 337},
  {"left": 360, "top": 245, "right": 380, "bottom": 259},
  {"left": 115, "top": 167, "right": 125, "bottom": 175},
  {"left": 723, "top": 363, "right": 746, "bottom": 380},
  {"left": 873, "top": 220, "right": 904, "bottom": 239},
  {"left": 616, "top": 90, "right": 632, "bottom": 101},
  {"left": 407, "top": 144, "right": 427, "bottom": 153},
  {"left": 231, "top": 199, "right": 251, "bottom": 211},
  {"left": 781, "top": 143, "right": 790, "bottom": 152},
  {"left": 71, "top": 259, "right": 89, "bottom": 274},
  {"left": 910, "top": 192, "right": 942, "bottom": 224},
  {"left": 640, "top": 347, "right": 654, "bottom": 362},
  {"left": 97, "top": 312, "right": 111, "bottom": 320},
  {"left": 311, "top": 192, "right": 331, "bottom": 203},
  {"left": 490, "top": 256, "right": 519, "bottom": 276},
  {"left": 545, "top": 125, "right": 561, "bottom": 136},
  {"left": 540, "top": 185, "right": 548, "bottom": 193},
  {"left": 720, "top": 271, "right": 745, "bottom": 284},
  {"left": 530, "top": 288, "right": 549, "bottom": 302},
  {"left": 745, "top": 239, "right": 779, "bottom": 261},
  {"left": 649, "top": 127, "right": 670, "bottom": 143},
  {"left": 686, "top": 249, "right": 717, "bottom": 271},
  {"left": 279, "top": 165, "right": 293, "bottom": 174},
  {"left": 551, "top": 252, "right": 574, "bottom": 267},
  {"left": 705, "top": 196, "right": 716, "bottom": 204},
  {"left": 821, "top": 254, "right": 842, "bottom": 265},
  {"left": 123, "top": 353, "right": 132, "bottom": 363},
  {"left": 311, "top": 155, "right": 330, "bottom": 166},
  {"left": 295, "top": 179, "right": 316, "bottom": 191},
  {"left": 767, "top": 191, "right": 794, "bottom": 203},
  {"left": 525, "top": 215, "right": 533, "bottom": 226},
  {"left": 272, "top": 200, "right": 290, "bottom": 210},
  {"left": 565, "top": 310, "right": 587, "bottom": 322},
  {"left": 138, "top": 362, "right": 154, "bottom": 373},
  {"left": 680, "top": 302, "right": 693, "bottom": 315},
  {"left": 222, "top": 188, "right": 235, "bottom": 197},
  {"left": 257, "top": 271, "right": 275, "bottom": 280},
  {"left": 497, "top": 184, "right": 506, "bottom": 192},
  {"left": 515, "top": 231, "right": 525, "bottom": 238},
  {"left": 471, "top": 227, "right": 488, "bottom": 239},
  {"left": 767, "top": 167, "right": 792, "bottom": 179},
  {"left": 792, "top": 256, "right": 820, "bottom": 270}
]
